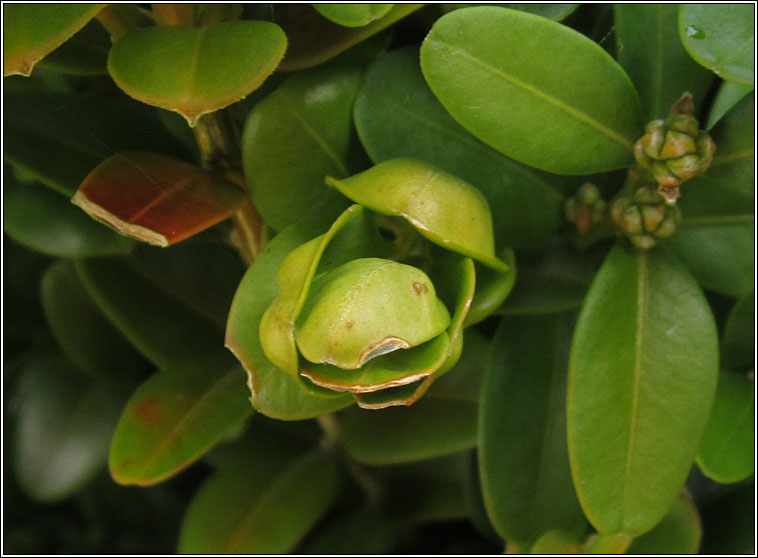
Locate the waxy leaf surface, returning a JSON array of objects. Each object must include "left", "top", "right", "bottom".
[
  {"left": 313, "top": 4, "right": 394, "bottom": 27},
  {"left": 445, "top": 4, "right": 579, "bottom": 21},
  {"left": 73, "top": 152, "right": 246, "bottom": 246},
  {"left": 107, "top": 21, "right": 286, "bottom": 125},
  {"left": 420, "top": 6, "right": 642, "bottom": 174},
  {"left": 354, "top": 46, "right": 563, "bottom": 248},
  {"left": 3, "top": 4, "right": 104, "bottom": 76},
  {"left": 480, "top": 313, "right": 585, "bottom": 544},
  {"left": 109, "top": 354, "right": 251, "bottom": 486},
  {"left": 679, "top": 4, "right": 754, "bottom": 86},
  {"left": 568, "top": 243, "right": 718, "bottom": 535}
]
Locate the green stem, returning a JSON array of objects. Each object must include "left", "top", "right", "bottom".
[{"left": 151, "top": 4, "right": 197, "bottom": 26}]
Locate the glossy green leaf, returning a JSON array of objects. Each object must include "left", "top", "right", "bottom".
[
  {"left": 273, "top": 4, "right": 422, "bottom": 71},
  {"left": 353, "top": 46, "right": 563, "bottom": 248},
  {"left": 313, "top": 4, "right": 394, "bottom": 27},
  {"left": 76, "top": 258, "right": 223, "bottom": 369},
  {"left": 13, "top": 354, "right": 128, "bottom": 502},
  {"left": 696, "top": 370, "right": 755, "bottom": 484},
  {"left": 73, "top": 152, "right": 246, "bottom": 246},
  {"left": 241, "top": 59, "right": 364, "bottom": 232},
  {"left": 41, "top": 260, "right": 143, "bottom": 378},
  {"left": 179, "top": 450, "right": 338, "bottom": 553},
  {"left": 568, "top": 243, "right": 719, "bottom": 535},
  {"left": 679, "top": 4, "right": 754, "bottom": 86},
  {"left": 706, "top": 81, "right": 753, "bottom": 130},
  {"left": 446, "top": 4, "right": 579, "bottom": 21},
  {"left": 481, "top": 313, "right": 585, "bottom": 544},
  {"left": 722, "top": 292, "right": 755, "bottom": 371},
  {"left": 327, "top": 158, "right": 508, "bottom": 272},
  {"left": 626, "top": 490, "right": 701, "bottom": 554},
  {"left": 3, "top": 4, "right": 104, "bottom": 76},
  {"left": 107, "top": 21, "right": 286, "bottom": 125},
  {"left": 36, "top": 19, "right": 110, "bottom": 75},
  {"left": 3, "top": 178, "right": 133, "bottom": 257},
  {"left": 420, "top": 6, "right": 642, "bottom": 174},
  {"left": 615, "top": 4, "right": 714, "bottom": 121},
  {"left": 109, "top": 354, "right": 251, "bottom": 486},
  {"left": 226, "top": 222, "right": 353, "bottom": 420}
]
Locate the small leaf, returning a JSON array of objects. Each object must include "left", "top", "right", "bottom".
[
  {"left": 480, "top": 313, "right": 585, "bottom": 544},
  {"left": 13, "top": 354, "right": 129, "bottom": 502},
  {"left": 679, "top": 4, "right": 754, "bottom": 86},
  {"left": 179, "top": 450, "right": 339, "bottom": 553},
  {"left": 614, "top": 4, "right": 714, "bottom": 121},
  {"left": 696, "top": 370, "right": 755, "bottom": 484},
  {"left": 722, "top": 292, "right": 755, "bottom": 371},
  {"left": 3, "top": 176, "right": 133, "bottom": 257},
  {"left": 626, "top": 490, "right": 701, "bottom": 554},
  {"left": 109, "top": 354, "right": 252, "bottom": 486},
  {"left": 72, "top": 152, "right": 246, "bottom": 246},
  {"left": 420, "top": 6, "right": 642, "bottom": 174},
  {"left": 273, "top": 4, "right": 422, "bottom": 71},
  {"left": 353, "top": 46, "right": 563, "bottom": 248},
  {"left": 313, "top": 4, "right": 394, "bottom": 27},
  {"left": 568, "top": 243, "right": 718, "bottom": 535},
  {"left": 241, "top": 57, "right": 362, "bottom": 232},
  {"left": 3, "top": 4, "right": 104, "bottom": 76},
  {"left": 41, "top": 260, "right": 144, "bottom": 377},
  {"left": 107, "top": 21, "right": 287, "bottom": 125}
]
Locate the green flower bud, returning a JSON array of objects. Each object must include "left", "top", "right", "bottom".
[
  {"left": 611, "top": 187, "right": 682, "bottom": 250},
  {"left": 259, "top": 159, "right": 513, "bottom": 409},
  {"left": 564, "top": 183, "right": 606, "bottom": 233}
]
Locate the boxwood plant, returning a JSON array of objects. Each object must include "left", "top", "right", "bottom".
[{"left": 3, "top": 3, "right": 754, "bottom": 554}]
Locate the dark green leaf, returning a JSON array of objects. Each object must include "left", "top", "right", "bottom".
[
  {"left": 480, "top": 313, "right": 585, "bottom": 544},
  {"left": 568, "top": 243, "right": 718, "bottom": 535},
  {"left": 627, "top": 490, "right": 701, "bottom": 554},
  {"left": 179, "top": 450, "right": 339, "bottom": 553},
  {"left": 109, "top": 354, "right": 252, "bottom": 486},
  {"left": 696, "top": 370, "right": 754, "bottom": 484},
  {"left": 679, "top": 4, "right": 754, "bottom": 86},
  {"left": 297, "top": 507, "right": 396, "bottom": 554},
  {"left": 36, "top": 19, "right": 110, "bottom": 75},
  {"left": 354, "top": 46, "right": 563, "bottom": 248},
  {"left": 41, "top": 260, "right": 143, "bottom": 377},
  {"left": 313, "top": 4, "right": 394, "bottom": 27},
  {"left": 241, "top": 58, "right": 363, "bottom": 232},
  {"left": 615, "top": 4, "right": 714, "bottom": 121},
  {"left": 107, "top": 21, "right": 286, "bottom": 125},
  {"left": 420, "top": 6, "right": 642, "bottom": 174},
  {"left": 722, "top": 292, "right": 755, "bottom": 370},
  {"left": 706, "top": 81, "right": 753, "bottom": 130},
  {"left": 13, "top": 354, "right": 129, "bottom": 502},
  {"left": 462, "top": 451, "right": 502, "bottom": 544},
  {"left": 700, "top": 482, "right": 755, "bottom": 554}
]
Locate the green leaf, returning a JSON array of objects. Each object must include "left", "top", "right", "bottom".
[
  {"left": 567, "top": 243, "right": 719, "bottom": 535},
  {"left": 76, "top": 257, "right": 224, "bottom": 369},
  {"left": 109, "top": 354, "right": 252, "bottom": 486},
  {"left": 699, "top": 482, "right": 755, "bottom": 554},
  {"left": 3, "top": 177, "right": 133, "bottom": 257},
  {"left": 706, "top": 81, "right": 753, "bottom": 130},
  {"left": 297, "top": 507, "right": 396, "bottom": 554},
  {"left": 41, "top": 260, "right": 144, "bottom": 378},
  {"left": 679, "top": 4, "right": 754, "bottom": 86},
  {"left": 179, "top": 449, "right": 339, "bottom": 553},
  {"left": 446, "top": 4, "right": 579, "bottom": 21},
  {"left": 13, "top": 354, "right": 129, "bottom": 502},
  {"left": 353, "top": 46, "right": 563, "bottom": 249},
  {"left": 226, "top": 222, "right": 353, "bottom": 420},
  {"left": 722, "top": 292, "right": 755, "bottom": 370},
  {"left": 480, "top": 313, "right": 585, "bottom": 544},
  {"left": 626, "top": 490, "right": 701, "bottom": 554},
  {"left": 614, "top": 4, "right": 714, "bottom": 121},
  {"left": 36, "top": 19, "right": 110, "bottom": 75},
  {"left": 313, "top": 4, "right": 394, "bottom": 27},
  {"left": 696, "top": 370, "right": 755, "bottom": 484},
  {"left": 241, "top": 58, "right": 363, "bottom": 232},
  {"left": 3, "top": 4, "right": 104, "bottom": 76},
  {"left": 420, "top": 6, "right": 642, "bottom": 174},
  {"left": 273, "top": 4, "right": 422, "bottom": 71},
  {"left": 107, "top": 21, "right": 286, "bottom": 125},
  {"left": 528, "top": 530, "right": 582, "bottom": 554},
  {"left": 72, "top": 152, "right": 246, "bottom": 246}
]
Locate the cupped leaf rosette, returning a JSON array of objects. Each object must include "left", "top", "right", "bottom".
[{"left": 227, "top": 158, "right": 513, "bottom": 414}]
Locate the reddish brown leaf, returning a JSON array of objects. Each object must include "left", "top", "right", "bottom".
[{"left": 72, "top": 152, "right": 246, "bottom": 246}]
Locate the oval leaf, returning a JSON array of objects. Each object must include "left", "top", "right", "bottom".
[
  {"left": 354, "top": 46, "right": 563, "bottom": 248},
  {"left": 72, "top": 152, "right": 246, "bottom": 246},
  {"left": 568, "top": 243, "right": 718, "bottom": 535},
  {"left": 107, "top": 21, "right": 287, "bottom": 125},
  {"left": 679, "top": 4, "right": 754, "bottom": 86},
  {"left": 313, "top": 4, "right": 394, "bottom": 27},
  {"left": 179, "top": 450, "right": 338, "bottom": 553},
  {"left": 109, "top": 354, "right": 252, "bottom": 486},
  {"left": 480, "top": 313, "right": 585, "bottom": 544},
  {"left": 722, "top": 292, "right": 755, "bottom": 371},
  {"left": 3, "top": 4, "right": 104, "bottom": 76},
  {"left": 420, "top": 6, "right": 642, "bottom": 174},
  {"left": 626, "top": 490, "right": 701, "bottom": 554}
]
